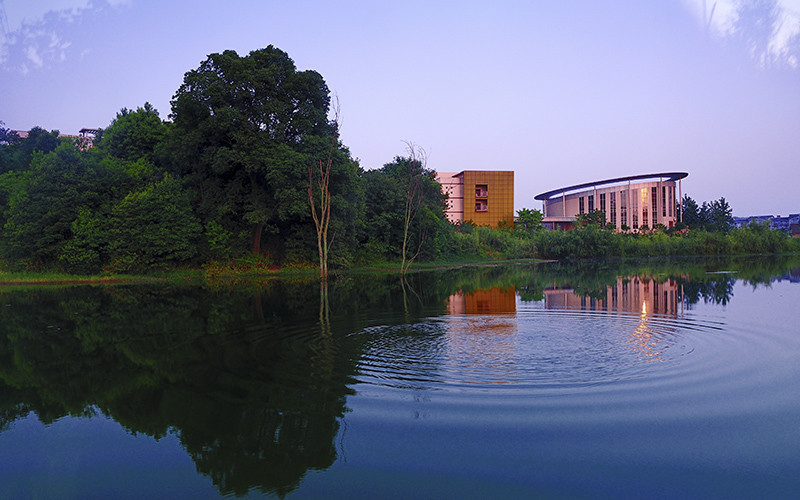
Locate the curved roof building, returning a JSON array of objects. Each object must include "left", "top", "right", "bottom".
[{"left": 534, "top": 172, "right": 688, "bottom": 231}]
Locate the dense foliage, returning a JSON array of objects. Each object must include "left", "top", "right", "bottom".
[
  {"left": 439, "top": 214, "right": 799, "bottom": 261},
  {"left": 0, "top": 47, "right": 797, "bottom": 275},
  {"left": 0, "top": 47, "right": 449, "bottom": 273}
]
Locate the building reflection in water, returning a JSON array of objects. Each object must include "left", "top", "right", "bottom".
[
  {"left": 443, "top": 287, "right": 518, "bottom": 384},
  {"left": 543, "top": 276, "right": 684, "bottom": 317},
  {"left": 446, "top": 286, "right": 517, "bottom": 315},
  {"left": 544, "top": 276, "right": 685, "bottom": 363}
]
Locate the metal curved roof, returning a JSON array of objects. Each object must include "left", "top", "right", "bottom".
[{"left": 534, "top": 172, "right": 688, "bottom": 201}]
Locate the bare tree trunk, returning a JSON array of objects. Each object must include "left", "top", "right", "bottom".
[
  {"left": 400, "top": 142, "right": 426, "bottom": 275},
  {"left": 309, "top": 99, "right": 340, "bottom": 280}
]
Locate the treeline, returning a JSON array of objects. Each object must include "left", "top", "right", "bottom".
[
  {"left": 1, "top": 46, "right": 797, "bottom": 275},
  {"left": 460, "top": 215, "right": 799, "bottom": 260},
  {"left": 0, "top": 46, "right": 455, "bottom": 274}
]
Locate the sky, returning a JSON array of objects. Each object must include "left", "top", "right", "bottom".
[{"left": 1, "top": 0, "right": 799, "bottom": 217}]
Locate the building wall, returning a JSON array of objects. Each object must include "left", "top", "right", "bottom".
[
  {"left": 436, "top": 172, "right": 464, "bottom": 224},
  {"left": 462, "top": 171, "right": 514, "bottom": 228},
  {"left": 437, "top": 170, "right": 514, "bottom": 228},
  {"left": 541, "top": 178, "right": 680, "bottom": 232}
]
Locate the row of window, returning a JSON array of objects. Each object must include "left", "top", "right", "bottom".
[{"left": 577, "top": 186, "right": 675, "bottom": 229}]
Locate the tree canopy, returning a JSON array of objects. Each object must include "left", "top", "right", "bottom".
[
  {"left": 682, "top": 195, "right": 734, "bottom": 232},
  {"left": 166, "top": 46, "right": 358, "bottom": 259}
]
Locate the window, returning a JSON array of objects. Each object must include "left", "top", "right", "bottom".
[
  {"left": 668, "top": 186, "right": 673, "bottom": 217},
  {"left": 475, "top": 184, "right": 488, "bottom": 198},
  {"left": 652, "top": 187, "right": 658, "bottom": 227},
  {"left": 662, "top": 186, "right": 667, "bottom": 217},
  {"left": 610, "top": 192, "right": 616, "bottom": 228},
  {"left": 475, "top": 200, "right": 488, "bottom": 212},
  {"left": 588, "top": 194, "right": 594, "bottom": 212},
  {"left": 600, "top": 193, "right": 606, "bottom": 215},
  {"left": 620, "top": 191, "right": 627, "bottom": 228},
  {"left": 579, "top": 196, "right": 585, "bottom": 215}
]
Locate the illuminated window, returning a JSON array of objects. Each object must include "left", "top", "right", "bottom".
[{"left": 652, "top": 187, "right": 658, "bottom": 227}]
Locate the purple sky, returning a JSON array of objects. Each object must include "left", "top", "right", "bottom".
[{"left": 2, "top": 0, "right": 799, "bottom": 216}]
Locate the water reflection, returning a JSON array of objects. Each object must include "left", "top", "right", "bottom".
[
  {"left": 0, "top": 256, "right": 799, "bottom": 496},
  {"left": 543, "top": 276, "right": 683, "bottom": 316},
  {"left": 446, "top": 286, "right": 516, "bottom": 314},
  {"left": 0, "top": 284, "right": 360, "bottom": 497}
]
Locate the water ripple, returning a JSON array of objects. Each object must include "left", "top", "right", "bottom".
[{"left": 349, "top": 307, "right": 733, "bottom": 394}]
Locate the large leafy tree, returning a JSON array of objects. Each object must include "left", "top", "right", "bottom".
[
  {"left": 362, "top": 155, "right": 447, "bottom": 263},
  {"left": 682, "top": 195, "right": 733, "bottom": 232},
  {"left": 681, "top": 195, "right": 702, "bottom": 228},
  {"left": 99, "top": 102, "right": 168, "bottom": 165},
  {"left": 1, "top": 144, "right": 122, "bottom": 264},
  {"left": 167, "top": 46, "right": 338, "bottom": 257},
  {"left": 707, "top": 197, "right": 734, "bottom": 233}
]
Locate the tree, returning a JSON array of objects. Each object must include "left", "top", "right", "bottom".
[
  {"left": 401, "top": 143, "right": 426, "bottom": 274},
  {"left": 99, "top": 102, "right": 168, "bottom": 165},
  {"left": 576, "top": 209, "right": 606, "bottom": 229},
  {"left": 362, "top": 153, "right": 446, "bottom": 265},
  {"left": 106, "top": 175, "right": 202, "bottom": 271},
  {"left": 0, "top": 122, "right": 21, "bottom": 174},
  {"left": 11, "top": 126, "right": 63, "bottom": 171},
  {"left": 167, "top": 46, "right": 334, "bottom": 258},
  {"left": 681, "top": 195, "right": 701, "bottom": 228},
  {"left": 2, "top": 144, "right": 114, "bottom": 264},
  {"left": 308, "top": 103, "right": 339, "bottom": 280},
  {"left": 682, "top": 195, "right": 733, "bottom": 232},
  {"left": 516, "top": 208, "right": 543, "bottom": 259},
  {"left": 708, "top": 197, "right": 734, "bottom": 233},
  {"left": 0, "top": 121, "right": 20, "bottom": 146}
]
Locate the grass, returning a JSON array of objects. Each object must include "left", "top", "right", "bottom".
[{"left": 0, "top": 255, "right": 552, "bottom": 287}]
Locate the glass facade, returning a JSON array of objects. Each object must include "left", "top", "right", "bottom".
[
  {"left": 610, "top": 192, "right": 616, "bottom": 228},
  {"left": 600, "top": 193, "right": 606, "bottom": 217},
  {"left": 534, "top": 173, "right": 686, "bottom": 232},
  {"left": 652, "top": 187, "right": 658, "bottom": 228}
]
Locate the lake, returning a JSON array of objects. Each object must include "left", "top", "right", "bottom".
[{"left": 1, "top": 256, "right": 799, "bottom": 499}]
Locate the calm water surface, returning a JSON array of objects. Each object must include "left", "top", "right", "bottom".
[{"left": 1, "top": 257, "right": 799, "bottom": 498}]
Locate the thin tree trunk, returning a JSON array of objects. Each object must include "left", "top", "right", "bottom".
[
  {"left": 252, "top": 223, "right": 263, "bottom": 255},
  {"left": 309, "top": 99, "right": 339, "bottom": 280}
]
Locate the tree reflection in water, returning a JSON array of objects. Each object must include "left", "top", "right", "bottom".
[{"left": 0, "top": 282, "right": 359, "bottom": 497}]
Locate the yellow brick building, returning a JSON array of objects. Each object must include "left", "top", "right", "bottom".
[{"left": 435, "top": 170, "right": 514, "bottom": 228}]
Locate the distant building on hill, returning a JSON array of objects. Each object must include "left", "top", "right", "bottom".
[
  {"left": 534, "top": 172, "right": 688, "bottom": 232},
  {"left": 435, "top": 171, "right": 514, "bottom": 228},
  {"left": 11, "top": 128, "right": 99, "bottom": 150},
  {"left": 734, "top": 214, "right": 800, "bottom": 233}
]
